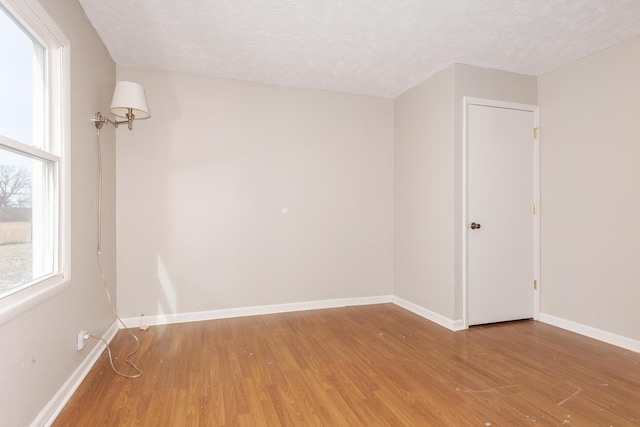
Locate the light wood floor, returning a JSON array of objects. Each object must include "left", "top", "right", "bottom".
[{"left": 53, "top": 304, "right": 640, "bottom": 426}]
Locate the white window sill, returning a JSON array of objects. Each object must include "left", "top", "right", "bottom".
[{"left": 0, "top": 274, "right": 70, "bottom": 326}]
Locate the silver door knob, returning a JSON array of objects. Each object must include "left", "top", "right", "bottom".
[{"left": 470, "top": 222, "right": 481, "bottom": 230}]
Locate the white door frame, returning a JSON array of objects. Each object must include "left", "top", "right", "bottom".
[{"left": 462, "top": 97, "right": 541, "bottom": 329}]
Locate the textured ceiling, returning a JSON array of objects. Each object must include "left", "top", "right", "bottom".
[{"left": 79, "top": 0, "right": 640, "bottom": 98}]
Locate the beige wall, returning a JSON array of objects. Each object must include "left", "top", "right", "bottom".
[
  {"left": 538, "top": 35, "right": 640, "bottom": 340},
  {"left": 393, "top": 66, "right": 456, "bottom": 317},
  {"left": 0, "top": 0, "right": 117, "bottom": 425},
  {"left": 115, "top": 66, "right": 394, "bottom": 318}
]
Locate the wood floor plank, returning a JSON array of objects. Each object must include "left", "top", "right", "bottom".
[{"left": 53, "top": 304, "right": 640, "bottom": 426}]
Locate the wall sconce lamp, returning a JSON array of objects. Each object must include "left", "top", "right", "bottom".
[{"left": 94, "top": 81, "right": 150, "bottom": 130}]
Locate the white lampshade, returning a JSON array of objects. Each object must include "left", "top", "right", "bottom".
[{"left": 110, "top": 81, "right": 150, "bottom": 119}]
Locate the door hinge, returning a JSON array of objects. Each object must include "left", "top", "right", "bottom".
[
  {"left": 533, "top": 204, "right": 537, "bottom": 215},
  {"left": 533, "top": 128, "right": 538, "bottom": 139},
  {"left": 533, "top": 279, "right": 537, "bottom": 290}
]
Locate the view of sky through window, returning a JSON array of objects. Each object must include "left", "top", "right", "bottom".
[
  {"left": 0, "top": 6, "right": 47, "bottom": 295},
  {"left": 0, "top": 6, "right": 37, "bottom": 147}
]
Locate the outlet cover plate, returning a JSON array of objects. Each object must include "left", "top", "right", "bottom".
[{"left": 77, "top": 330, "right": 88, "bottom": 351}]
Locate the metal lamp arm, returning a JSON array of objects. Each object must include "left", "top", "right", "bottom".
[{"left": 93, "top": 109, "right": 135, "bottom": 130}]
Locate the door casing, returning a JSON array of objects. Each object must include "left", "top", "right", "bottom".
[{"left": 462, "top": 97, "right": 541, "bottom": 329}]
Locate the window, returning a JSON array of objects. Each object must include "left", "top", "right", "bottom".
[{"left": 0, "top": 0, "right": 69, "bottom": 324}]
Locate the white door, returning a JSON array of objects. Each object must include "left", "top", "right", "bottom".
[{"left": 468, "top": 104, "right": 534, "bottom": 325}]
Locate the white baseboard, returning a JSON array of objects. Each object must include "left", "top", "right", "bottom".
[
  {"left": 452, "top": 319, "right": 466, "bottom": 331},
  {"left": 32, "top": 321, "right": 119, "bottom": 427},
  {"left": 120, "top": 295, "right": 394, "bottom": 328},
  {"left": 539, "top": 313, "right": 640, "bottom": 354},
  {"left": 392, "top": 296, "right": 465, "bottom": 331}
]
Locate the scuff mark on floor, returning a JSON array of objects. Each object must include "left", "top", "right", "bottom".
[
  {"left": 455, "top": 384, "right": 518, "bottom": 393},
  {"left": 557, "top": 386, "right": 582, "bottom": 406}
]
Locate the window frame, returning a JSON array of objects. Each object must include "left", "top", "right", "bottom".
[{"left": 0, "top": 0, "right": 70, "bottom": 326}]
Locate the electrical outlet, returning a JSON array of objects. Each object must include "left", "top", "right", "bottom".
[{"left": 77, "top": 330, "right": 89, "bottom": 351}]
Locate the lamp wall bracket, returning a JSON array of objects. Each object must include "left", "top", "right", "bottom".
[{"left": 93, "top": 110, "right": 136, "bottom": 131}]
